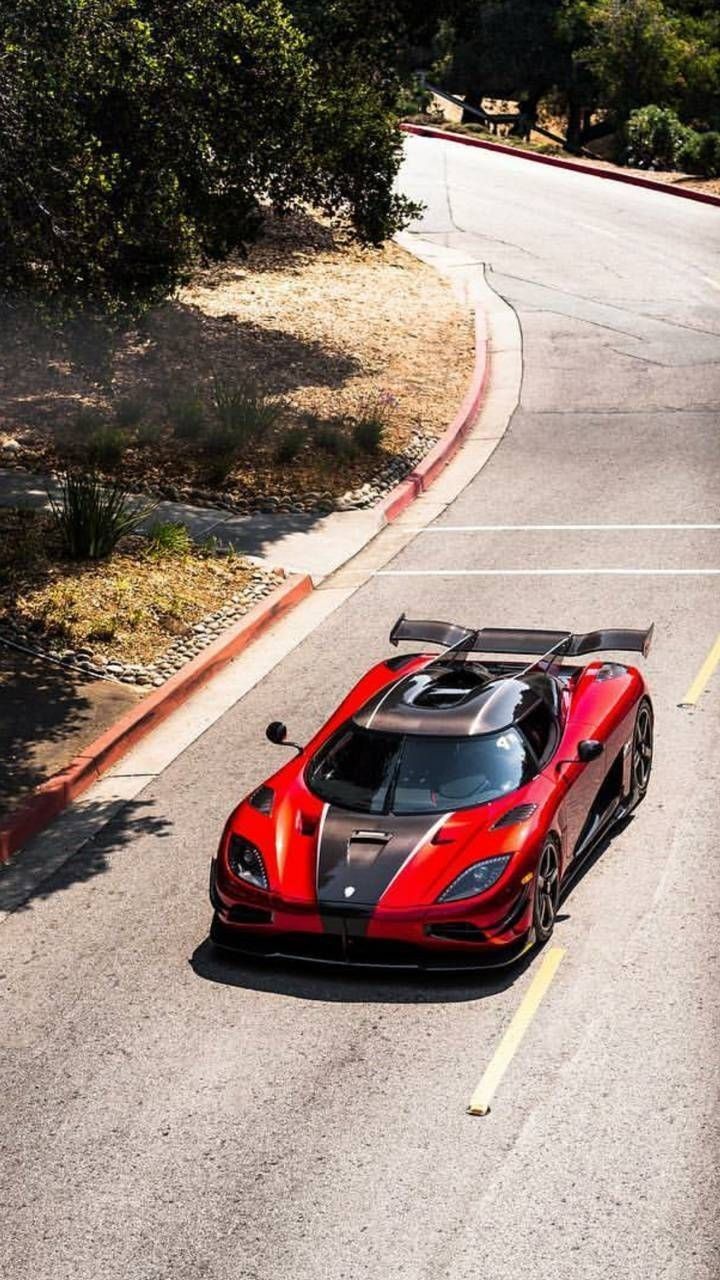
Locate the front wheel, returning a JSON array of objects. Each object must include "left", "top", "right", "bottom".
[{"left": 533, "top": 837, "right": 560, "bottom": 945}]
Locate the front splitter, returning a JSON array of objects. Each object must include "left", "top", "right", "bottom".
[{"left": 209, "top": 914, "right": 534, "bottom": 972}]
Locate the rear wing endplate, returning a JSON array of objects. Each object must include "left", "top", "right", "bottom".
[{"left": 389, "top": 615, "right": 653, "bottom": 659}]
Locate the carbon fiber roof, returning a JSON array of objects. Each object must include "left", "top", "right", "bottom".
[{"left": 353, "top": 663, "right": 556, "bottom": 737}]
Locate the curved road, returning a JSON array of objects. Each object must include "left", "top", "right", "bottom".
[{"left": 2, "top": 137, "right": 719, "bottom": 1280}]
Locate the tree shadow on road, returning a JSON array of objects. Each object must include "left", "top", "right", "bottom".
[{"left": 0, "top": 795, "right": 172, "bottom": 915}]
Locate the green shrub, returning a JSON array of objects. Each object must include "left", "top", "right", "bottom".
[
  {"left": 274, "top": 426, "right": 305, "bottom": 464},
  {"left": 314, "top": 423, "right": 355, "bottom": 458},
  {"left": 625, "top": 106, "right": 692, "bottom": 170},
  {"left": 202, "top": 448, "right": 237, "bottom": 484},
  {"left": 114, "top": 394, "right": 146, "bottom": 429},
  {"left": 147, "top": 520, "right": 192, "bottom": 557},
  {"left": 352, "top": 419, "right": 384, "bottom": 454},
  {"left": 50, "top": 470, "right": 156, "bottom": 560},
  {"left": 351, "top": 389, "right": 395, "bottom": 453},
  {"left": 211, "top": 376, "right": 282, "bottom": 447},
  {"left": 695, "top": 131, "right": 720, "bottom": 178},
  {"left": 168, "top": 389, "right": 205, "bottom": 440},
  {"left": 135, "top": 419, "right": 164, "bottom": 447},
  {"left": 85, "top": 426, "right": 129, "bottom": 469}
]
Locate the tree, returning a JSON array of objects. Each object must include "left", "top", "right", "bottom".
[
  {"left": 0, "top": 0, "right": 417, "bottom": 314},
  {"left": 577, "top": 0, "right": 690, "bottom": 123}
]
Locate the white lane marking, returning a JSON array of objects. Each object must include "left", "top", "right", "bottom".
[
  {"left": 375, "top": 569, "right": 720, "bottom": 577},
  {"left": 414, "top": 524, "right": 720, "bottom": 532},
  {"left": 380, "top": 813, "right": 452, "bottom": 901}
]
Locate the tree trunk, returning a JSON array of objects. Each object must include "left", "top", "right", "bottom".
[
  {"left": 510, "top": 94, "right": 540, "bottom": 140},
  {"left": 566, "top": 100, "right": 583, "bottom": 154},
  {"left": 461, "top": 87, "right": 486, "bottom": 125}
]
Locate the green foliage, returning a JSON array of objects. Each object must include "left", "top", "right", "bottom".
[
  {"left": 579, "top": 0, "right": 689, "bottom": 122},
  {"left": 274, "top": 426, "right": 306, "bottom": 464},
  {"left": 85, "top": 426, "right": 130, "bottom": 470},
  {"left": 396, "top": 74, "right": 433, "bottom": 117},
  {"left": 201, "top": 449, "right": 238, "bottom": 484},
  {"left": 625, "top": 104, "right": 692, "bottom": 167},
  {"left": 50, "top": 471, "right": 156, "bottom": 560},
  {"left": 211, "top": 377, "right": 282, "bottom": 447},
  {"left": 168, "top": 390, "right": 206, "bottom": 440},
  {"left": 147, "top": 521, "right": 192, "bottom": 558},
  {"left": 678, "top": 128, "right": 720, "bottom": 176},
  {"left": 351, "top": 389, "right": 394, "bottom": 453},
  {"left": 135, "top": 419, "right": 164, "bottom": 447},
  {"left": 414, "top": 1, "right": 720, "bottom": 147},
  {"left": 1, "top": 0, "right": 417, "bottom": 314},
  {"left": 313, "top": 421, "right": 355, "bottom": 458},
  {"left": 114, "top": 395, "right": 146, "bottom": 429}
]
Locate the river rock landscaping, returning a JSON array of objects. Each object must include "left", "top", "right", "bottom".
[{"left": 0, "top": 508, "right": 284, "bottom": 689}]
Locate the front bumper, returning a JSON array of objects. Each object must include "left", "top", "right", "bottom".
[{"left": 209, "top": 861, "right": 534, "bottom": 971}]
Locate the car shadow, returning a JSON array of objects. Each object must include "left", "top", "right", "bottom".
[
  {"left": 189, "top": 935, "right": 538, "bottom": 1004},
  {"left": 189, "top": 812, "right": 636, "bottom": 1004}
]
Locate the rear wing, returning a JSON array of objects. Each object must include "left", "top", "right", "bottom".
[{"left": 389, "top": 615, "right": 654, "bottom": 659}]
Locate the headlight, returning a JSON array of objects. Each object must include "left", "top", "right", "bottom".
[
  {"left": 227, "top": 834, "right": 269, "bottom": 890},
  {"left": 437, "top": 855, "right": 511, "bottom": 903}
]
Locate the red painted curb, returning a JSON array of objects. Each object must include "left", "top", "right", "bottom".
[
  {"left": 400, "top": 122, "right": 720, "bottom": 209},
  {"left": 0, "top": 573, "right": 313, "bottom": 863},
  {"left": 381, "top": 291, "right": 490, "bottom": 522}
]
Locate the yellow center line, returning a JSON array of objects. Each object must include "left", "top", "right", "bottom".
[
  {"left": 680, "top": 633, "right": 720, "bottom": 707},
  {"left": 467, "top": 945, "right": 566, "bottom": 1116}
]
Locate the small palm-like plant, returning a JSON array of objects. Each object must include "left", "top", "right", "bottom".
[{"left": 50, "top": 470, "right": 156, "bottom": 560}]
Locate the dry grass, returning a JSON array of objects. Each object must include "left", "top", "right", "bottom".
[
  {"left": 0, "top": 212, "right": 474, "bottom": 503},
  {"left": 0, "top": 508, "right": 254, "bottom": 665}
]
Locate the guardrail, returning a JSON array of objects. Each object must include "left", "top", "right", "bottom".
[{"left": 421, "top": 80, "right": 595, "bottom": 158}]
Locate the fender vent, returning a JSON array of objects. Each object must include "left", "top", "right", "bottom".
[{"left": 492, "top": 803, "right": 538, "bottom": 829}]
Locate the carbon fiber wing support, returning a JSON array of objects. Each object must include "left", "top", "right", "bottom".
[{"left": 389, "top": 615, "right": 654, "bottom": 659}]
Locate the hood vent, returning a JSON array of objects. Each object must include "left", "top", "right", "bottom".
[{"left": 492, "top": 803, "right": 538, "bottom": 829}]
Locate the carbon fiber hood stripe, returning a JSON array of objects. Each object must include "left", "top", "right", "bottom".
[{"left": 316, "top": 808, "right": 442, "bottom": 908}]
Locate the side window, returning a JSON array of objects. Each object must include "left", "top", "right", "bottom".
[{"left": 520, "top": 701, "right": 556, "bottom": 764}]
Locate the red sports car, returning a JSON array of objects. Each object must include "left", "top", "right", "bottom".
[{"left": 209, "top": 616, "right": 654, "bottom": 969}]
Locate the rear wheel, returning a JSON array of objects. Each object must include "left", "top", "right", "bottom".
[
  {"left": 631, "top": 699, "right": 654, "bottom": 803},
  {"left": 533, "top": 837, "right": 560, "bottom": 944}
]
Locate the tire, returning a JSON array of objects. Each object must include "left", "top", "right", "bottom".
[
  {"left": 631, "top": 698, "right": 654, "bottom": 804},
  {"left": 533, "top": 836, "right": 561, "bottom": 945}
]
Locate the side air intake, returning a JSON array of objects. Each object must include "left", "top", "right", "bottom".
[{"left": 492, "top": 803, "right": 538, "bottom": 829}]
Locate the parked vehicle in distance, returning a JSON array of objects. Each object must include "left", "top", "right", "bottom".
[{"left": 209, "top": 615, "right": 654, "bottom": 969}]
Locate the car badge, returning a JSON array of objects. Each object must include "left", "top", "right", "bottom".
[{"left": 344, "top": 885, "right": 356, "bottom": 898}]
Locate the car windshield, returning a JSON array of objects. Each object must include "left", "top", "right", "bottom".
[{"left": 307, "top": 724, "right": 536, "bottom": 815}]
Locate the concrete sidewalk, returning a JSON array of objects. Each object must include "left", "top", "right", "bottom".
[{"left": 0, "top": 465, "right": 382, "bottom": 583}]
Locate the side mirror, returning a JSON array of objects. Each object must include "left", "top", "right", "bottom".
[
  {"left": 578, "top": 739, "right": 603, "bottom": 763},
  {"left": 265, "top": 720, "right": 303, "bottom": 756}
]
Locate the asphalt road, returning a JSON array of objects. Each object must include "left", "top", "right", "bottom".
[{"left": 2, "top": 137, "right": 719, "bottom": 1280}]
